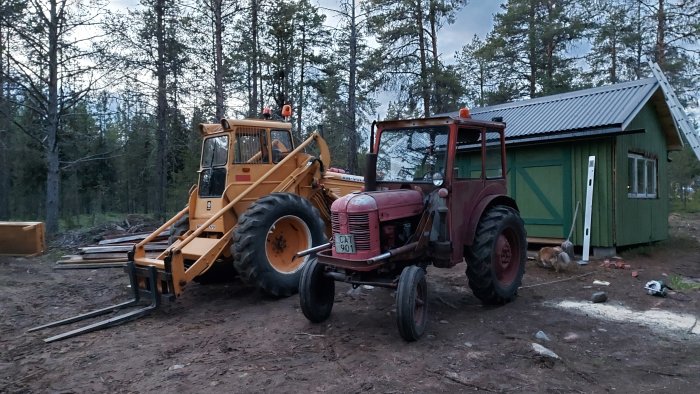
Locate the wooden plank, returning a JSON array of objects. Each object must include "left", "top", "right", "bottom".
[
  {"left": 54, "top": 263, "right": 126, "bottom": 270},
  {"left": 97, "top": 231, "right": 169, "bottom": 245},
  {"left": 80, "top": 244, "right": 166, "bottom": 254},
  {"left": 57, "top": 257, "right": 127, "bottom": 264},
  {"left": 74, "top": 253, "right": 129, "bottom": 260}
]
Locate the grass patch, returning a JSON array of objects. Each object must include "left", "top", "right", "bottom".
[
  {"left": 670, "top": 198, "right": 700, "bottom": 214},
  {"left": 667, "top": 274, "right": 700, "bottom": 291}
]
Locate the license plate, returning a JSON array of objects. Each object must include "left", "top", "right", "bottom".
[{"left": 334, "top": 234, "right": 356, "bottom": 254}]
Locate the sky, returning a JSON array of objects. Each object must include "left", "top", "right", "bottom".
[{"left": 111, "top": 0, "right": 506, "bottom": 63}]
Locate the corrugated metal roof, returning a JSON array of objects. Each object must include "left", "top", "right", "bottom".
[{"left": 443, "top": 78, "right": 659, "bottom": 141}]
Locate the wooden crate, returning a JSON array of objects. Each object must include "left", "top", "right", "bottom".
[{"left": 0, "top": 222, "right": 46, "bottom": 256}]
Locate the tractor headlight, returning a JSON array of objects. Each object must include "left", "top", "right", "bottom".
[{"left": 432, "top": 172, "right": 444, "bottom": 186}]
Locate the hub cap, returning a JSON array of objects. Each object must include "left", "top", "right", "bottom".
[{"left": 265, "top": 215, "right": 311, "bottom": 273}]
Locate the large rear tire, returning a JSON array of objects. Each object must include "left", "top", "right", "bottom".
[
  {"left": 168, "top": 213, "right": 189, "bottom": 246},
  {"left": 465, "top": 206, "right": 526, "bottom": 305},
  {"left": 299, "top": 258, "right": 335, "bottom": 323},
  {"left": 232, "top": 193, "right": 326, "bottom": 297},
  {"left": 396, "top": 265, "right": 428, "bottom": 342}
]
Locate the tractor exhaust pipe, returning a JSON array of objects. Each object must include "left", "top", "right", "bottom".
[
  {"left": 364, "top": 153, "right": 377, "bottom": 192},
  {"left": 365, "top": 121, "right": 377, "bottom": 192}
]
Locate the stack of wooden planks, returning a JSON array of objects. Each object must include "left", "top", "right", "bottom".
[{"left": 55, "top": 231, "right": 169, "bottom": 269}]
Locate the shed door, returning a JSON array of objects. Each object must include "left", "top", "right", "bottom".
[{"left": 508, "top": 146, "right": 571, "bottom": 239}]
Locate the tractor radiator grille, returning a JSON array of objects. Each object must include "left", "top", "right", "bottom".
[{"left": 331, "top": 212, "right": 370, "bottom": 251}]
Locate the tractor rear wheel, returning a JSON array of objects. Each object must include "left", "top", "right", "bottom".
[
  {"left": 396, "top": 265, "right": 428, "bottom": 342},
  {"left": 299, "top": 258, "right": 335, "bottom": 323},
  {"left": 232, "top": 192, "right": 326, "bottom": 297},
  {"left": 465, "top": 206, "right": 526, "bottom": 305}
]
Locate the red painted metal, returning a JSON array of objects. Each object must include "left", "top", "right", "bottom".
[
  {"left": 330, "top": 190, "right": 423, "bottom": 260},
  {"left": 316, "top": 250, "right": 386, "bottom": 272}
]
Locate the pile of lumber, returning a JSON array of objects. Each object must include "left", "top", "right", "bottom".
[{"left": 55, "top": 231, "right": 169, "bottom": 269}]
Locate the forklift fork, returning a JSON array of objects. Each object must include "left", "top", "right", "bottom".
[{"left": 28, "top": 262, "right": 161, "bottom": 343}]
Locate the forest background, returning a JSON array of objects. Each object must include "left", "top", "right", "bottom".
[{"left": 0, "top": 0, "right": 699, "bottom": 235}]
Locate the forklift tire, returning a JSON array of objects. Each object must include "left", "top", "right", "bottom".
[
  {"left": 299, "top": 258, "right": 335, "bottom": 323},
  {"left": 232, "top": 192, "right": 326, "bottom": 297},
  {"left": 396, "top": 265, "right": 428, "bottom": 342},
  {"left": 465, "top": 205, "right": 526, "bottom": 305},
  {"left": 167, "top": 214, "right": 189, "bottom": 246}
]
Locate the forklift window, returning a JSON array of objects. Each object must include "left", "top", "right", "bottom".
[
  {"left": 199, "top": 168, "right": 227, "bottom": 197},
  {"left": 270, "top": 129, "right": 292, "bottom": 163},
  {"left": 234, "top": 128, "right": 268, "bottom": 164},
  {"left": 201, "top": 135, "right": 228, "bottom": 167},
  {"left": 199, "top": 135, "right": 229, "bottom": 197}
]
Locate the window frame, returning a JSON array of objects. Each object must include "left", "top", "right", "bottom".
[{"left": 627, "top": 152, "right": 657, "bottom": 199}]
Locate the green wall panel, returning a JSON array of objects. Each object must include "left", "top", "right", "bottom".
[
  {"left": 454, "top": 102, "right": 672, "bottom": 248},
  {"left": 571, "top": 140, "right": 615, "bottom": 247},
  {"left": 509, "top": 147, "right": 571, "bottom": 237},
  {"left": 615, "top": 103, "right": 669, "bottom": 246}
]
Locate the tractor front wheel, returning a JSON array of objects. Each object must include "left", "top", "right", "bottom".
[
  {"left": 299, "top": 258, "right": 335, "bottom": 323},
  {"left": 396, "top": 265, "right": 428, "bottom": 342},
  {"left": 232, "top": 193, "right": 326, "bottom": 297},
  {"left": 465, "top": 206, "right": 527, "bottom": 305}
]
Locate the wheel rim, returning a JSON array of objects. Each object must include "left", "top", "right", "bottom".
[
  {"left": 414, "top": 277, "right": 427, "bottom": 326},
  {"left": 494, "top": 228, "right": 520, "bottom": 286},
  {"left": 265, "top": 215, "right": 312, "bottom": 273}
]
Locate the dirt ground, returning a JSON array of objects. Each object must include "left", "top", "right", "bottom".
[{"left": 2, "top": 214, "right": 699, "bottom": 393}]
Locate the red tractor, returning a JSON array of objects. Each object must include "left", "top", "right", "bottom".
[{"left": 297, "top": 110, "right": 527, "bottom": 341}]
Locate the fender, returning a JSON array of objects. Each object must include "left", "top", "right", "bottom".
[{"left": 463, "top": 194, "right": 519, "bottom": 248}]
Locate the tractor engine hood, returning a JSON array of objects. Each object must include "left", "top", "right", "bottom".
[{"left": 332, "top": 189, "right": 424, "bottom": 221}]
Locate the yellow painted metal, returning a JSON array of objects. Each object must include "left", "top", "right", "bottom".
[
  {"left": 132, "top": 130, "right": 353, "bottom": 297},
  {"left": 323, "top": 172, "right": 365, "bottom": 197},
  {"left": 180, "top": 237, "right": 222, "bottom": 260},
  {"left": 200, "top": 118, "right": 293, "bottom": 136},
  {"left": 265, "top": 215, "right": 311, "bottom": 273},
  {"left": 183, "top": 228, "right": 234, "bottom": 283},
  {"left": 0, "top": 222, "right": 46, "bottom": 256}
]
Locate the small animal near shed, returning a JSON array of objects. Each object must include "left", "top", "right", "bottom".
[{"left": 448, "top": 62, "right": 699, "bottom": 255}]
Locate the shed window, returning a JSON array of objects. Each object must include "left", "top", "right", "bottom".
[{"left": 627, "top": 153, "right": 656, "bottom": 198}]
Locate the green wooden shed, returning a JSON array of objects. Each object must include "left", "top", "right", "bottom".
[{"left": 450, "top": 66, "right": 699, "bottom": 255}]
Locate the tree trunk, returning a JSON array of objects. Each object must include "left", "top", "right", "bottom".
[
  {"left": 633, "top": 1, "right": 643, "bottom": 78},
  {"left": 415, "top": 3, "right": 430, "bottom": 117},
  {"left": 655, "top": 0, "right": 665, "bottom": 67},
  {"left": 250, "top": 0, "right": 259, "bottom": 116},
  {"left": 45, "top": 0, "right": 61, "bottom": 235},
  {"left": 610, "top": 32, "right": 617, "bottom": 83},
  {"left": 527, "top": 0, "right": 537, "bottom": 97},
  {"left": 297, "top": 13, "right": 306, "bottom": 136},
  {"left": 155, "top": 0, "right": 168, "bottom": 221},
  {"left": 213, "top": 0, "right": 225, "bottom": 119},
  {"left": 347, "top": 0, "right": 358, "bottom": 173},
  {"left": 0, "top": 21, "right": 9, "bottom": 220},
  {"left": 429, "top": 0, "right": 441, "bottom": 113}
]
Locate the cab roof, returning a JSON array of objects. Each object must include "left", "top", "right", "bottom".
[
  {"left": 199, "top": 118, "right": 292, "bottom": 136},
  {"left": 376, "top": 115, "right": 505, "bottom": 131}
]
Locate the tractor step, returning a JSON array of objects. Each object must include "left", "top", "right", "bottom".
[{"left": 28, "top": 262, "right": 162, "bottom": 343}]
